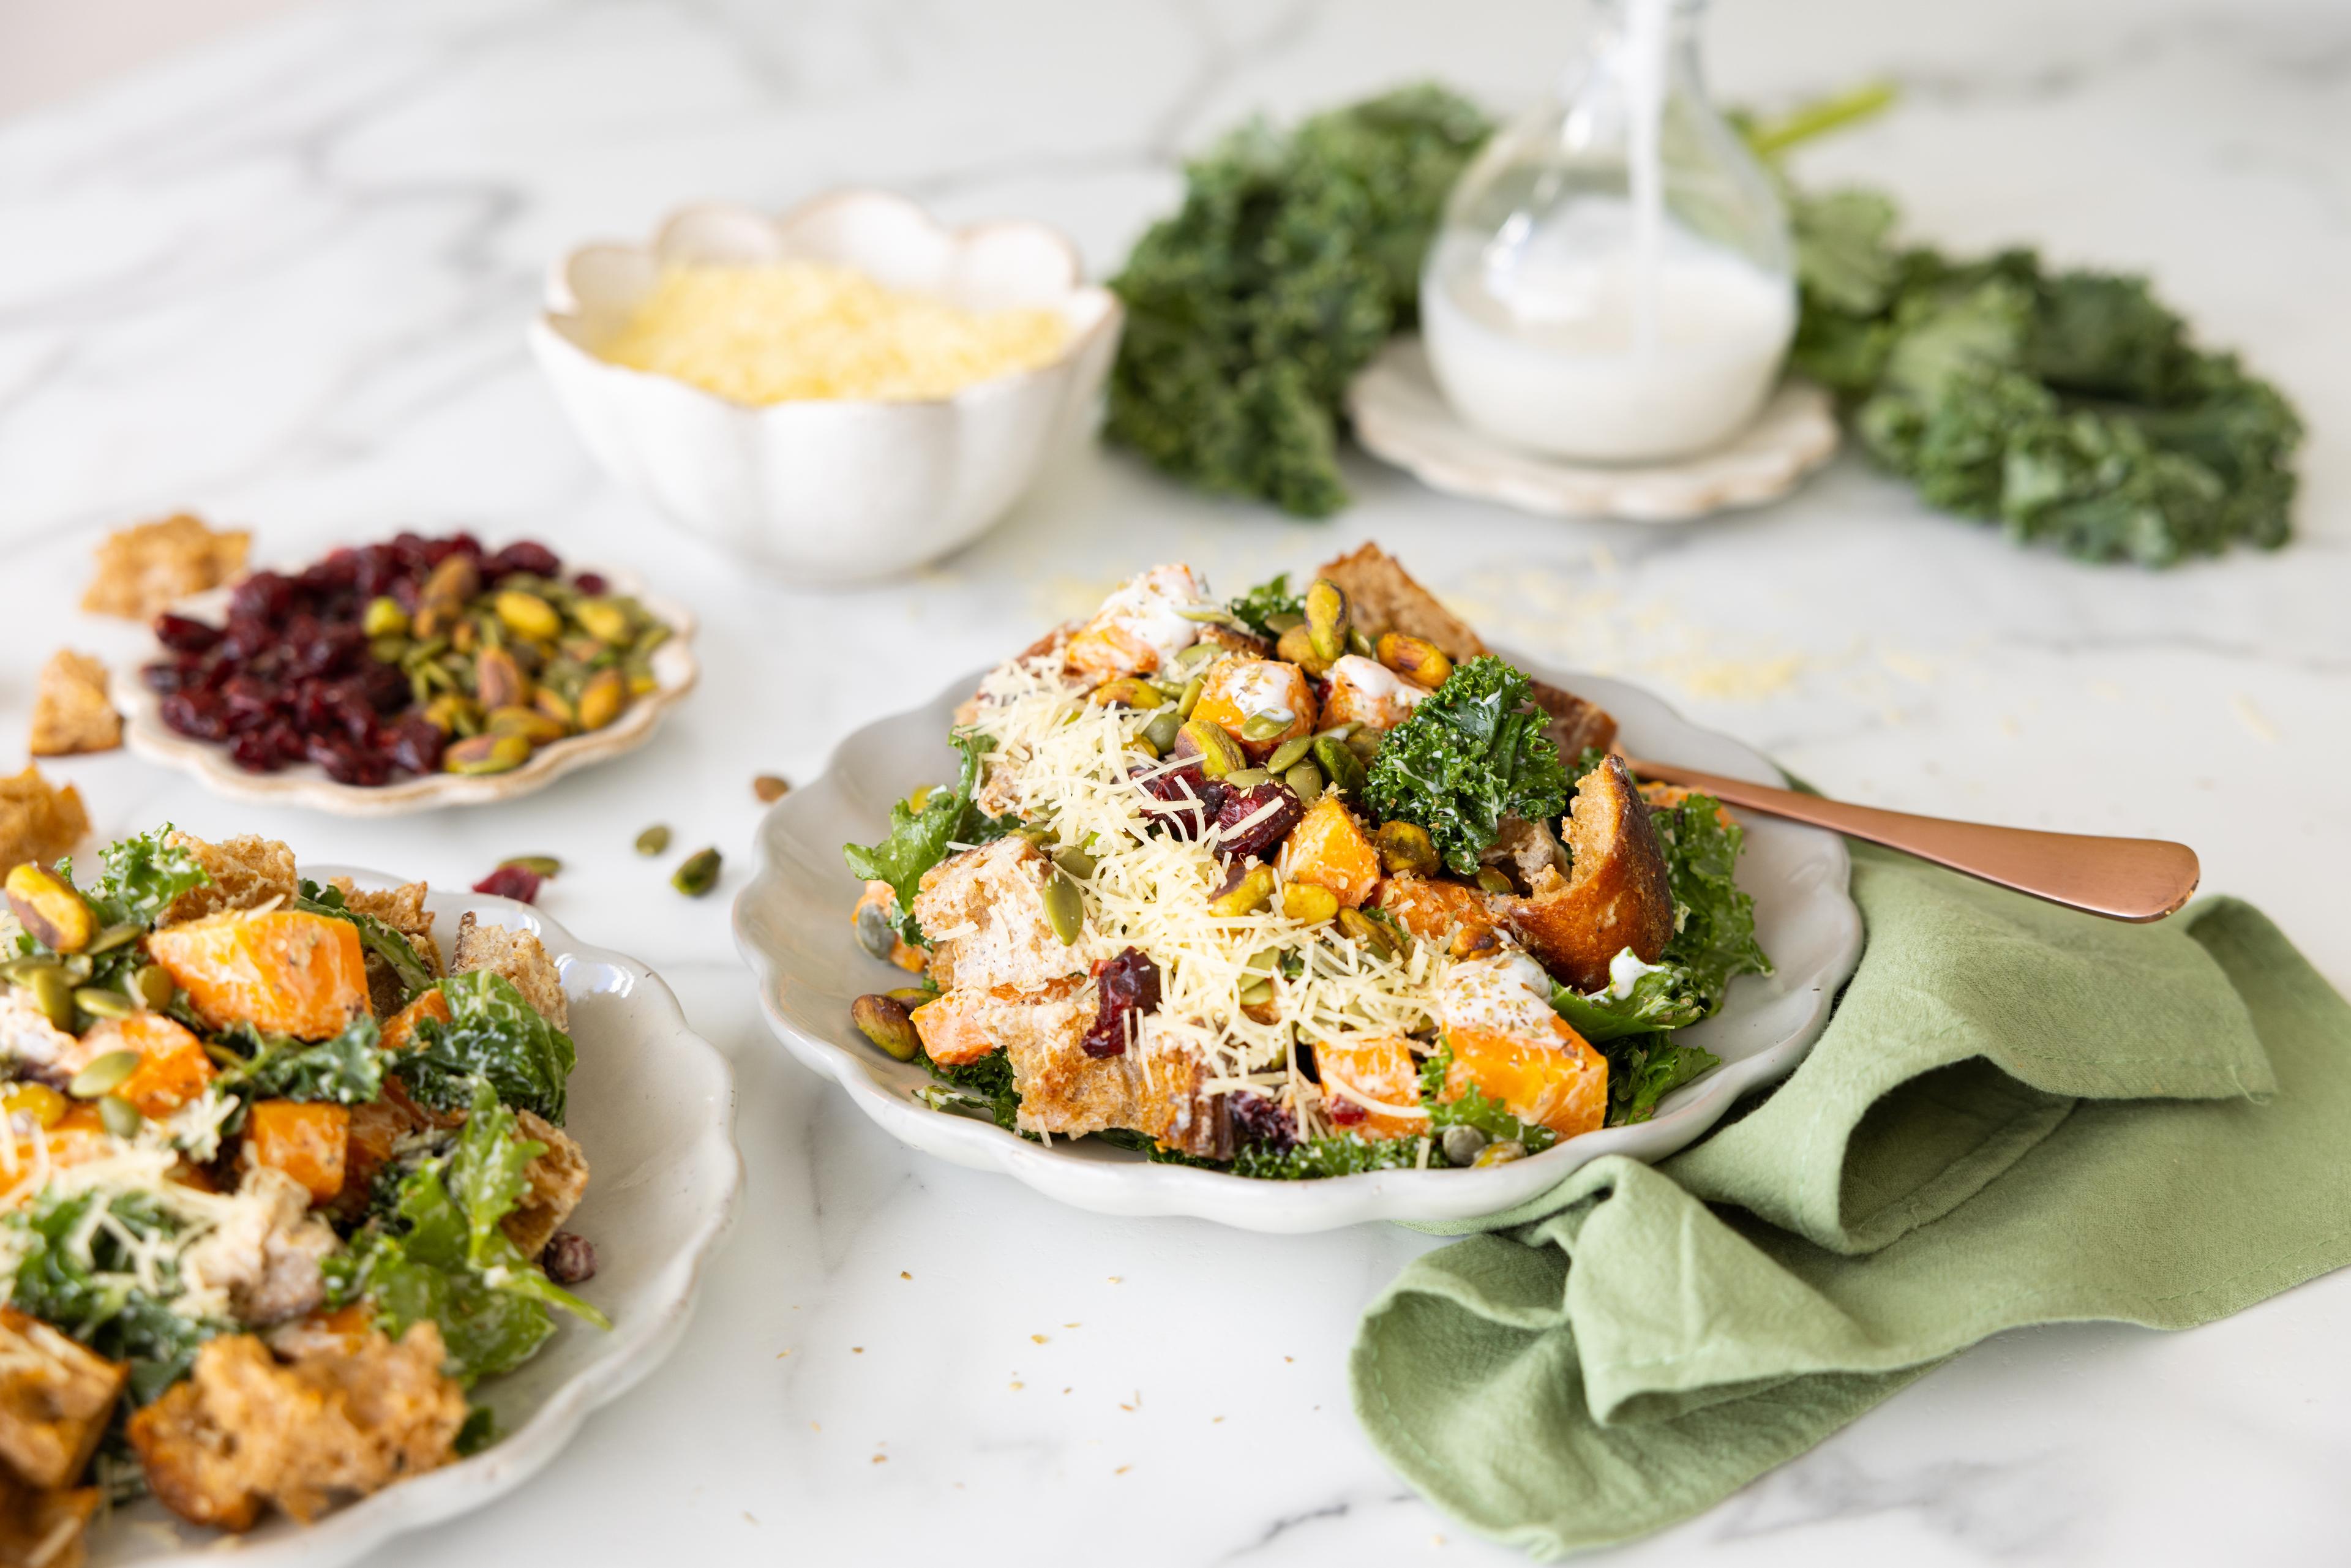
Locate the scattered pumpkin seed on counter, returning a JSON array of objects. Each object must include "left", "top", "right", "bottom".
[
  {"left": 635, "top": 825, "right": 672, "bottom": 856},
  {"left": 672, "top": 847, "right": 722, "bottom": 897}
]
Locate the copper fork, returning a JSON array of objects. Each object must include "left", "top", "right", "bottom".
[{"left": 1626, "top": 760, "right": 2201, "bottom": 923}]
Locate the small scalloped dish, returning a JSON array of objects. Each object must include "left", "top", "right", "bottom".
[{"left": 530, "top": 191, "right": 1123, "bottom": 585}]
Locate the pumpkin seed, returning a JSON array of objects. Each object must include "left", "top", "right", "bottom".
[
  {"left": 69, "top": 1051, "right": 141, "bottom": 1099},
  {"left": 24, "top": 967, "right": 73, "bottom": 1029},
  {"left": 1169, "top": 643, "right": 1220, "bottom": 678},
  {"left": 1348, "top": 626, "right": 1376, "bottom": 659},
  {"left": 1176, "top": 675, "right": 1205, "bottom": 719},
  {"left": 1239, "top": 710, "right": 1293, "bottom": 743},
  {"left": 1042, "top": 871, "right": 1085, "bottom": 946},
  {"left": 1263, "top": 610, "right": 1305, "bottom": 634},
  {"left": 1264, "top": 735, "right": 1313, "bottom": 774},
  {"left": 1441, "top": 1125, "right": 1490, "bottom": 1166},
  {"left": 1284, "top": 759, "right": 1324, "bottom": 806},
  {"left": 1053, "top": 847, "right": 1098, "bottom": 881},
  {"left": 1314, "top": 722, "right": 1362, "bottom": 743},
  {"left": 1312, "top": 737, "right": 1367, "bottom": 800},
  {"left": 1475, "top": 867, "right": 1517, "bottom": 896},
  {"left": 854, "top": 898, "right": 900, "bottom": 961},
  {"left": 1237, "top": 977, "right": 1275, "bottom": 1007},
  {"left": 501, "top": 855, "right": 563, "bottom": 879},
  {"left": 73, "top": 988, "right": 136, "bottom": 1021},
  {"left": 1140, "top": 708, "right": 1183, "bottom": 756},
  {"left": 97, "top": 1096, "right": 143, "bottom": 1139},
  {"left": 634, "top": 824, "right": 672, "bottom": 857},
  {"left": 671, "top": 847, "right": 722, "bottom": 898},
  {"left": 0, "top": 957, "right": 59, "bottom": 986},
  {"left": 1176, "top": 605, "right": 1244, "bottom": 628},
  {"left": 1223, "top": 768, "right": 1269, "bottom": 790},
  {"left": 132, "top": 964, "right": 176, "bottom": 1011}
]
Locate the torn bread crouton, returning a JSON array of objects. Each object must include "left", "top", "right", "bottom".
[
  {"left": 503, "top": 1109, "right": 590, "bottom": 1258},
  {"left": 27, "top": 653, "right": 119, "bottom": 758},
  {"left": 79, "top": 512, "right": 250, "bottom": 621},
  {"left": 326, "top": 879, "right": 443, "bottom": 975},
  {"left": 910, "top": 836, "right": 1089, "bottom": 996},
  {"left": 0, "top": 768, "right": 88, "bottom": 874},
  {"left": 1527, "top": 677, "right": 1618, "bottom": 761},
  {"left": 0, "top": 1307, "right": 129, "bottom": 1491},
  {"left": 451, "top": 912, "right": 568, "bottom": 1029},
  {"left": 1497, "top": 754, "right": 1676, "bottom": 992},
  {"left": 157, "top": 832, "right": 297, "bottom": 925},
  {"left": 1313, "top": 543, "right": 1488, "bottom": 663},
  {"left": 128, "top": 1323, "right": 465, "bottom": 1531},
  {"left": 0, "top": 1472, "right": 99, "bottom": 1568},
  {"left": 980, "top": 981, "right": 1233, "bottom": 1160},
  {"left": 182, "top": 1166, "right": 337, "bottom": 1328}
]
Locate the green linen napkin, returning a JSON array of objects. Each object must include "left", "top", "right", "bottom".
[{"left": 1351, "top": 842, "right": 2350, "bottom": 1558}]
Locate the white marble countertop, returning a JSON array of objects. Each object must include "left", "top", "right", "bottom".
[{"left": 2, "top": 0, "right": 2347, "bottom": 1561}]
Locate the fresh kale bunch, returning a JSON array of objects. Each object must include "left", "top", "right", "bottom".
[
  {"left": 1363, "top": 656, "right": 1570, "bottom": 876},
  {"left": 1106, "top": 84, "right": 1491, "bottom": 516},
  {"left": 1752, "top": 96, "right": 2303, "bottom": 566},
  {"left": 392, "top": 971, "right": 577, "bottom": 1125},
  {"left": 327, "top": 1081, "right": 606, "bottom": 1384},
  {"left": 66, "top": 827, "right": 209, "bottom": 931},
  {"left": 917, "top": 1045, "right": 1022, "bottom": 1133},
  {"left": 1231, "top": 1132, "right": 1430, "bottom": 1180},
  {"left": 842, "top": 731, "right": 1020, "bottom": 945},
  {"left": 1417, "top": 1043, "right": 1558, "bottom": 1152},
  {"left": 6, "top": 1190, "right": 222, "bottom": 1404},
  {"left": 215, "top": 1015, "right": 388, "bottom": 1106}
]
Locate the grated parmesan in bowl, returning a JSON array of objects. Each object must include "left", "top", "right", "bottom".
[{"left": 531, "top": 190, "right": 1122, "bottom": 584}]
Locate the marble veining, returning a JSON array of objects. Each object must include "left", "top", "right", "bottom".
[{"left": 1, "top": 0, "right": 2347, "bottom": 1562}]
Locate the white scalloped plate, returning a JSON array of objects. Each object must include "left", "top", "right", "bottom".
[
  {"left": 94, "top": 877, "right": 743, "bottom": 1566},
  {"left": 110, "top": 568, "right": 698, "bottom": 818},
  {"left": 1348, "top": 336, "right": 1840, "bottom": 521},
  {"left": 735, "top": 658, "right": 1862, "bottom": 1232}
]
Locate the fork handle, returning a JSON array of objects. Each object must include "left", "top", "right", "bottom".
[{"left": 1625, "top": 760, "right": 2200, "bottom": 923}]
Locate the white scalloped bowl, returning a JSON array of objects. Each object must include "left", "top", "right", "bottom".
[
  {"left": 96, "top": 874, "right": 742, "bottom": 1566},
  {"left": 530, "top": 190, "right": 1123, "bottom": 584},
  {"left": 111, "top": 567, "right": 697, "bottom": 819},
  {"left": 735, "top": 658, "right": 1863, "bottom": 1233}
]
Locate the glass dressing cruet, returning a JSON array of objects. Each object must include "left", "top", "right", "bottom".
[{"left": 1422, "top": 0, "right": 1794, "bottom": 463}]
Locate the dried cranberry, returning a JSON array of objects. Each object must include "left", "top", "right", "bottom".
[
  {"left": 1130, "top": 762, "right": 1226, "bottom": 841},
  {"left": 473, "top": 864, "right": 542, "bottom": 904},
  {"left": 383, "top": 715, "right": 444, "bottom": 775},
  {"left": 1228, "top": 1090, "right": 1298, "bottom": 1152},
  {"left": 1210, "top": 779, "right": 1303, "bottom": 862},
  {"left": 143, "top": 659, "right": 193, "bottom": 694},
  {"left": 153, "top": 613, "right": 222, "bottom": 653},
  {"left": 353, "top": 542, "right": 405, "bottom": 598},
  {"left": 571, "top": 571, "right": 607, "bottom": 596},
  {"left": 228, "top": 730, "right": 282, "bottom": 772},
  {"left": 159, "top": 692, "right": 228, "bottom": 740},
  {"left": 1326, "top": 1096, "right": 1369, "bottom": 1128},
  {"left": 228, "top": 570, "right": 294, "bottom": 623},
  {"left": 541, "top": 1231, "right": 596, "bottom": 1285},
  {"left": 298, "top": 552, "right": 358, "bottom": 596},
  {"left": 485, "top": 539, "right": 560, "bottom": 580},
  {"left": 358, "top": 661, "right": 410, "bottom": 713},
  {"left": 1081, "top": 947, "right": 1161, "bottom": 1058}
]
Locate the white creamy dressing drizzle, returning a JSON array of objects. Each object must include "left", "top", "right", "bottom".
[{"left": 1607, "top": 947, "right": 1667, "bottom": 999}]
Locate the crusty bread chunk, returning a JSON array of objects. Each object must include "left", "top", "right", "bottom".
[
  {"left": 28, "top": 651, "right": 120, "bottom": 758},
  {"left": 129, "top": 1324, "right": 465, "bottom": 1531},
  {"left": 1498, "top": 755, "right": 1676, "bottom": 992},
  {"left": 80, "top": 512, "right": 250, "bottom": 620},
  {"left": 0, "top": 767, "right": 88, "bottom": 875},
  {"left": 158, "top": 832, "right": 298, "bottom": 925},
  {"left": 0, "top": 1308, "right": 129, "bottom": 1491},
  {"left": 911, "top": 836, "right": 1089, "bottom": 996},
  {"left": 326, "top": 879, "right": 444, "bottom": 977},
  {"left": 504, "top": 1109, "right": 590, "bottom": 1257},
  {"left": 1526, "top": 677, "right": 1618, "bottom": 760},
  {"left": 0, "top": 1473, "right": 98, "bottom": 1568},
  {"left": 451, "top": 912, "right": 568, "bottom": 1029},
  {"left": 1314, "top": 543, "right": 1488, "bottom": 663}
]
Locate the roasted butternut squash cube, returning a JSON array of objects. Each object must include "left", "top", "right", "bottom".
[
  {"left": 1319, "top": 655, "right": 1427, "bottom": 732},
  {"left": 1062, "top": 564, "right": 1207, "bottom": 679},
  {"left": 148, "top": 909, "right": 370, "bottom": 1040},
  {"left": 1314, "top": 1033, "right": 1430, "bottom": 1140},
  {"left": 1190, "top": 658, "right": 1318, "bottom": 761},
  {"left": 379, "top": 986, "right": 452, "bottom": 1053},
  {"left": 913, "top": 978, "right": 1087, "bottom": 1068},
  {"left": 1375, "top": 876, "right": 1502, "bottom": 951},
  {"left": 0, "top": 1305, "right": 128, "bottom": 1490},
  {"left": 244, "top": 1101, "right": 350, "bottom": 1204},
  {"left": 1277, "top": 795, "right": 1381, "bottom": 909},
  {"left": 8, "top": 1106, "right": 117, "bottom": 1193},
  {"left": 59, "top": 1013, "right": 215, "bottom": 1119},
  {"left": 1436, "top": 952, "right": 1608, "bottom": 1140}
]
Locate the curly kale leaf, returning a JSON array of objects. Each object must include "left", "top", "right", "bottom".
[
  {"left": 327, "top": 1081, "right": 605, "bottom": 1386},
  {"left": 916, "top": 1046, "right": 1022, "bottom": 1133},
  {"left": 1226, "top": 574, "right": 1305, "bottom": 639},
  {"left": 1363, "top": 657, "right": 1570, "bottom": 876},
  {"left": 1105, "top": 84, "right": 1491, "bottom": 516},
  {"left": 392, "top": 970, "right": 577, "bottom": 1125},
  {"left": 55, "top": 827, "right": 209, "bottom": 934},
  {"left": 1648, "top": 793, "right": 1771, "bottom": 1011},
  {"left": 215, "top": 1015, "right": 387, "bottom": 1105},
  {"left": 1418, "top": 1043, "right": 1558, "bottom": 1152},
  {"left": 1598, "top": 1032, "right": 1721, "bottom": 1127},
  {"left": 842, "top": 731, "right": 1018, "bottom": 946},
  {"left": 1231, "top": 1133, "right": 1429, "bottom": 1180},
  {"left": 296, "top": 879, "right": 437, "bottom": 1008},
  {"left": 1548, "top": 962, "right": 1708, "bottom": 1043},
  {"left": 6, "top": 1190, "right": 222, "bottom": 1403}
]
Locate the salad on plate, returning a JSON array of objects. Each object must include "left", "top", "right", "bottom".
[
  {"left": 0, "top": 827, "right": 604, "bottom": 1558},
  {"left": 843, "top": 545, "right": 1769, "bottom": 1180}
]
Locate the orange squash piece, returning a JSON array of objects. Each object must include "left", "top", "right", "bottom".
[
  {"left": 380, "top": 987, "right": 452, "bottom": 1053},
  {"left": 1315, "top": 1034, "right": 1430, "bottom": 1140},
  {"left": 909, "top": 989, "right": 996, "bottom": 1067},
  {"left": 1277, "top": 795, "right": 1381, "bottom": 909},
  {"left": 59, "top": 1013, "right": 216, "bottom": 1118},
  {"left": 1443, "top": 1025, "right": 1608, "bottom": 1142},
  {"left": 245, "top": 1100, "right": 350, "bottom": 1204},
  {"left": 2, "top": 1106, "right": 113, "bottom": 1202},
  {"left": 1375, "top": 876, "right": 1503, "bottom": 955},
  {"left": 148, "top": 909, "right": 370, "bottom": 1040},
  {"left": 1190, "top": 659, "right": 1318, "bottom": 762}
]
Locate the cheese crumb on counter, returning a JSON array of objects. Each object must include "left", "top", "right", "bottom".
[{"left": 598, "top": 260, "right": 1071, "bottom": 404}]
